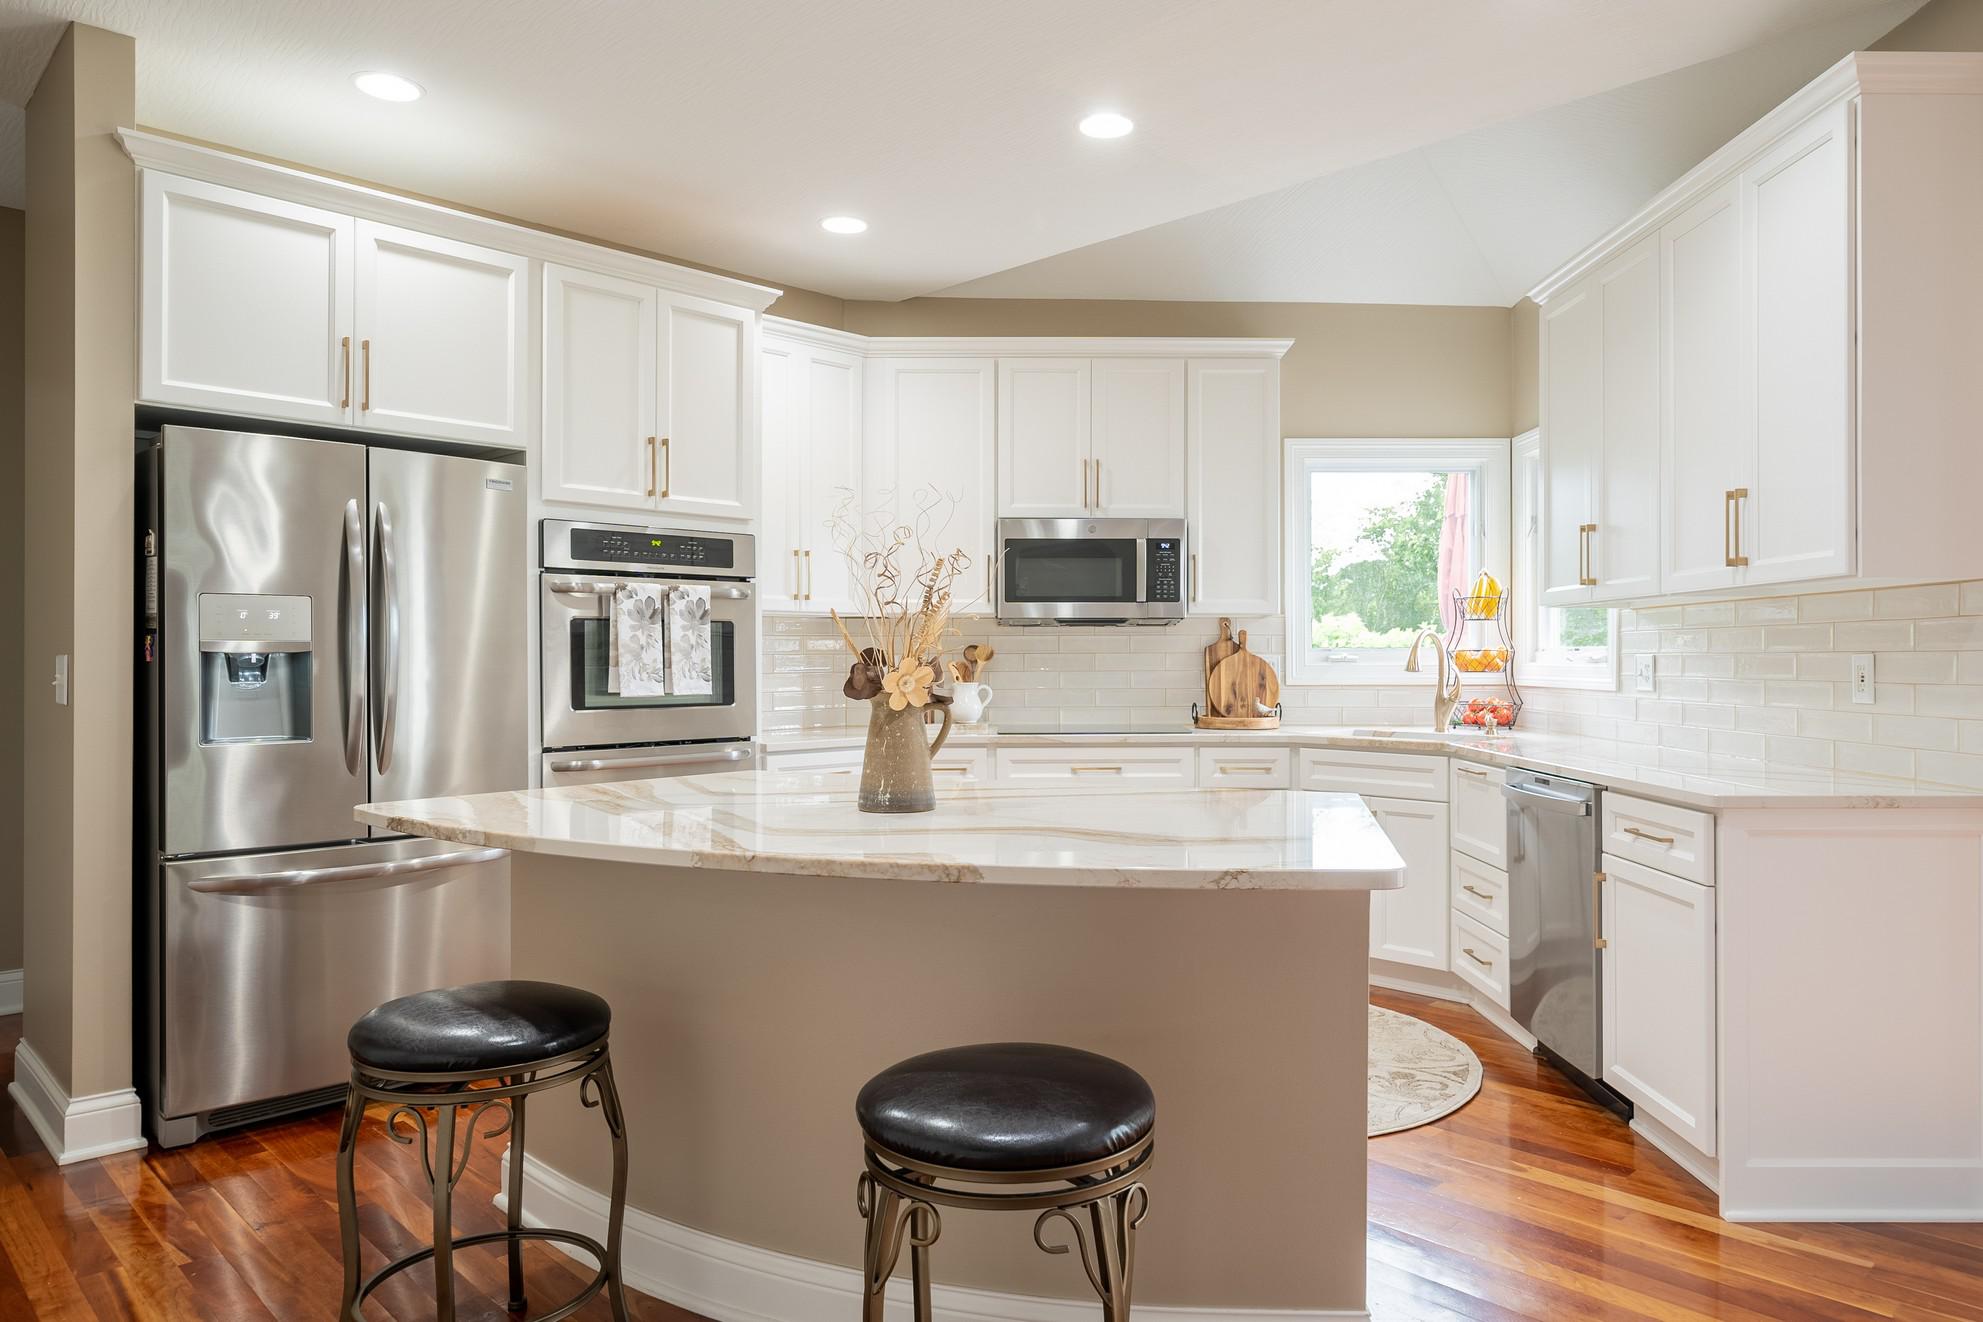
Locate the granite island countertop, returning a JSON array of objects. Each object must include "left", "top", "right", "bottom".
[{"left": 357, "top": 770, "right": 1408, "bottom": 890}]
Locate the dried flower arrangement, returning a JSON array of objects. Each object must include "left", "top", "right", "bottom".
[{"left": 825, "top": 490, "right": 981, "bottom": 710}]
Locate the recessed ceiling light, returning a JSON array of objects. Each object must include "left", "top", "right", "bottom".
[
  {"left": 1078, "top": 111, "right": 1134, "bottom": 140},
  {"left": 352, "top": 71, "right": 424, "bottom": 103},
  {"left": 820, "top": 216, "right": 868, "bottom": 235}
]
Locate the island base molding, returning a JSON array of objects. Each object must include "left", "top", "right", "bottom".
[
  {"left": 500, "top": 1151, "right": 1369, "bottom": 1322},
  {"left": 5, "top": 1039, "right": 148, "bottom": 1166}
]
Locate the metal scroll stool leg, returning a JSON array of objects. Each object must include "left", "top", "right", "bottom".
[
  {"left": 430, "top": 1101, "right": 459, "bottom": 1320},
  {"left": 856, "top": 1171, "right": 941, "bottom": 1322},
  {"left": 335, "top": 1079, "right": 366, "bottom": 1322},
  {"left": 587, "top": 1053, "right": 632, "bottom": 1322},
  {"left": 505, "top": 1080, "right": 528, "bottom": 1313}
]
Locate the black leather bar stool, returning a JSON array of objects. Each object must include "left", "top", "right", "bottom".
[
  {"left": 335, "top": 980, "right": 630, "bottom": 1322},
  {"left": 855, "top": 1042, "right": 1155, "bottom": 1321}
]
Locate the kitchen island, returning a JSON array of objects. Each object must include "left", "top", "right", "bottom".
[{"left": 357, "top": 771, "right": 1404, "bottom": 1319}]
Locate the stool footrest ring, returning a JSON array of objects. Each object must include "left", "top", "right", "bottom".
[{"left": 352, "top": 1227, "right": 610, "bottom": 1322}]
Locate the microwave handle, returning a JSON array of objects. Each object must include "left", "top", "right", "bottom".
[{"left": 1135, "top": 537, "right": 1149, "bottom": 605}]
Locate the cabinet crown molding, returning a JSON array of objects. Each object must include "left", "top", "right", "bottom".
[
  {"left": 117, "top": 129, "right": 784, "bottom": 313},
  {"left": 766, "top": 326, "right": 1293, "bottom": 360},
  {"left": 1525, "top": 51, "right": 1983, "bottom": 305}
]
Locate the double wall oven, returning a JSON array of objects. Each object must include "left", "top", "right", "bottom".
[{"left": 540, "top": 519, "right": 758, "bottom": 785}]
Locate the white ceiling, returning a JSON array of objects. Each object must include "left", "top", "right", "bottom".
[{"left": 0, "top": 0, "right": 1926, "bottom": 303}]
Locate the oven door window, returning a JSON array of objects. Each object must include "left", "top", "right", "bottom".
[
  {"left": 1003, "top": 539, "right": 1139, "bottom": 604},
  {"left": 569, "top": 616, "right": 737, "bottom": 710}
]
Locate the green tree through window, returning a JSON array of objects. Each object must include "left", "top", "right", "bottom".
[{"left": 1310, "top": 479, "right": 1448, "bottom": 648}]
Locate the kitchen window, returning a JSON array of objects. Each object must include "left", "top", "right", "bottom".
[
  {"left": 1514, "top": 430, "right": 1617, "bottom": 687},
  {"left": 1283, "top": 439, "right": 1510, "bottom": 685}
]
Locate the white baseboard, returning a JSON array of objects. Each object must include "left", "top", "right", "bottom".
[
  {"left": 1628, "top": 1113, "right": 1720, "bottom": 1196},
  {"left": 1368, "top": 968, "right": 1468, "bottom": 1004},
  {"left": 1461, "top": 996, "right": 1536, "bottom": 1050},
  {"left": 499, "top": 1152, "right": 1368, "bottom": 1322},
  {"left": 0, "top": 969, "right": 21, "bottom": 1016},
  {"left": 6, "top": 1038, "right": 148, "bottom": 1166}
]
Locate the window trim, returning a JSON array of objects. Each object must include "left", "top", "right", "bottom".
[
  {"left": 1282, "top": 438, "right": 1512, "bottom": 687},
  {"left": 1514, "top": 429, "right": 1619, "bottom": 691}
]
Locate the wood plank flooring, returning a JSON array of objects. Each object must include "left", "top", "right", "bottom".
[{"left": 1, "top": 997, "right": 1977, "bottom": 1320}]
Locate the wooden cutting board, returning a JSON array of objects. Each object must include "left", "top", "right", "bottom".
[
  {"left": 1202, "top": 617, "right": 1239, "bottom": 698},
  {"left": 1208, "top": 630, "right": 1280, "bottom": 719}
]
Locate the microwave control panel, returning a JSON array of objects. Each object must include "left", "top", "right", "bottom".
[{"left": 1147, "top": 538, "right": 1182, "bottom": 603}]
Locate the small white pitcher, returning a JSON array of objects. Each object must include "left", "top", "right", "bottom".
[{"left": 947, "top": 682, "right": 995, "bottom": 725}]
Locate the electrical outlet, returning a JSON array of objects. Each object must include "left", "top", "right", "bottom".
[
  {"left": 51, "top": 654, "right": 68, "bottom": 706},
  {"left": 1633, "top": 654, "right": 1656, "bottom": 693},
  {"left": 1850, "top": 654, "right": 1874, "bottom": 704}
]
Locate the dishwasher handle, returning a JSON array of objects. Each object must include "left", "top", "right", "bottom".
[{"left": 1500, "top": 781, "right": 1593, "bottom": 816}]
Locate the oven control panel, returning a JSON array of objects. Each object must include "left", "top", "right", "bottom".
[
  {"left": 1147, "top": 537, "right": 1182, "bottom": 603},
  {"left": 544, "top": 520, "right": 754, "bottom": 579}
]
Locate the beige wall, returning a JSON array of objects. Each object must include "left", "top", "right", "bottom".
[
  {"left": 23, "top": 24, "right": 136, "bottom": 1096},
  {"left": 1509, "top": 297, "right": 1539, "bottom": 435},
  {"left": 841, "top": 298, "right": 1513, "bottom": 437},
  {"left": 0, "top": 206, "right": 22, "bottom": 975},
  {"left": 1872, "top": 0, "right": 1983, "bottom": 49}
]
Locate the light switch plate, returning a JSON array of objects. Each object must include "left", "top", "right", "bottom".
[
  {"left": 1850, "top": 654, "right": 1874, "bottom": 704},
  {"left": 52, "top": 654, "right": 69, "bottom": 706},
  {"left": 1633, "top": 654, "right": 1656, "bottom": 692}
]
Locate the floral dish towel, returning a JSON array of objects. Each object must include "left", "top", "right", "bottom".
[
  {"left": 613, "top": 584, "right": 670, "bottom": 697},
  {"left": 666, "top": 585, "right": 714, "bottom": 696}
]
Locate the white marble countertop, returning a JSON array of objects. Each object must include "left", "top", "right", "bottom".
[
  {"left": 357, "top": 771, "right": 1409, "bottom": 890},
  {"left": 759, "top": 724, "right": 1983, "bottom": 810}
]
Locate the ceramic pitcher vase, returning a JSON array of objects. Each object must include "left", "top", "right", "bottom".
[{"left": 859, "top": 697, "right": 955, "bottom": 813}]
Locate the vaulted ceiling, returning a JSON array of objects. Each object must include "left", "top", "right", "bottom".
[{"left": 0, "top": 0, "right": 1926, "bottom": 304}]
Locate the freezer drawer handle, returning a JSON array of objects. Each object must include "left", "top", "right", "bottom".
[
  {"left": 545, "top": 578, "right": 751, "bottom": 600},
  {"left": 187, "top": 847, "right": 508, "bottom": 895},
  {"left": 548, "top": 747, "right": 750, "bottom": 774},
  {"left": 1500, "top": 782, "right": 1592, "bottom": 815}
]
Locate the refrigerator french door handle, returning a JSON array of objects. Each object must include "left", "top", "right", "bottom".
[
  {"left": 372, "top": 502, "right": 401, "bottom": 773},
  {"left": 186, "top": 846, "right": 509, "bottom": 895},
  {"left": 339, "top": 498, "right": 366, "bottom": 776}
]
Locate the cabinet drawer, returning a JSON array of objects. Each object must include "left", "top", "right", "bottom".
[
  {"left": 1451, "top": 911, "right": 1511, "bottom": 1010},
  {"left": 1196, "top": 746, "right": 1292, "bottom": 788},
  {"left": 993, "top": 746, "right": 1195, "bottom": 785},
  {"left": 1603, "top": 792, "right": 1714, "bottom": 884},
  {"left": 764, "top": 747, "right": 864, "bottom": 775},
  {"left": 1451, "top": 851, "right": 1509, "bottom": 938},
  {"left": 1449, "top": 761, "right": 1508, "bottom": 868},
  {"left": 929, "top": 747, "right": 993, "bottom": 784},
  {"left": 1296, "top": 748, "right": 1447, "bottom": 801}
]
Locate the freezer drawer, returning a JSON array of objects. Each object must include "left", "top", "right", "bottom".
[{"left": 156, "top": 838, "right": 510, "bottom": 1120}]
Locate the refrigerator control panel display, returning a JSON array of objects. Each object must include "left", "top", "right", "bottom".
[
  {"left": 569, "top": 527, "right": 736, "bottom": 571},
  {"left": 198, "top": 594, "right": 313, "bottom": 649}
]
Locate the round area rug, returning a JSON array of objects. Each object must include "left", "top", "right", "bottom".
[{"left": 1368, "top": 1005, "right": 1483, "bottom": 1136}]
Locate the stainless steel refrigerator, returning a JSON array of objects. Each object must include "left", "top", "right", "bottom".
[{"left": 140, "top": 425, "right": 525, "bottom": 1146}]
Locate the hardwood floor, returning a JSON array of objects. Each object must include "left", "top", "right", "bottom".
[{"left": 1, "top": 998, "right": 1977, "bottom": 1320}]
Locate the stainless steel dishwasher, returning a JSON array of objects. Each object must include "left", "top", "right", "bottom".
[{"left": 1503, "top": 768, "right": 1630, "bottom": 1115}]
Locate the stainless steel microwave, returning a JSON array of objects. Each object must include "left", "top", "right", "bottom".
[{"left": 995, "top": 518, "right": 1186, "bottom": 624}]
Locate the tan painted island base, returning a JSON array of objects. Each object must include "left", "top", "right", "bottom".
[{"left": 501, "top": 853, "right": 1374, "bottom": 1319}]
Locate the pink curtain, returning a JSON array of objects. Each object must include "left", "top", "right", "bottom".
[{"left": 1436, "top": 472, "right": 1470, "bottom": 641}]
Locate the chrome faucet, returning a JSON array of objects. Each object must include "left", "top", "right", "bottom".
[{"left": 1405, "top": 630, "right": 1464, "bottom": 733}]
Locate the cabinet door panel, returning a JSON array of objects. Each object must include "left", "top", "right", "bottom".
[
  {"left": 541, "top": 264, "right": 657, "bottom": 510},
  {"left": 1745, "top": 101, "right": 1854, "bottom": 587},
  {"left": 1186, "top": 359, "right": 1281, "bottom": 616},
  {"left": 1661, "top": 181, "right": 1749, "bottom": 595},
  {"left": 1366, "top": 795, "right": 1451, "bottom": 970},
  {"left": 867, "top": 359, "right": 997, "bottom": 606},
  {"left": 1594, "top": 235, "right": 1661, "bottom": 601},
  {"left": 141, "top": 172, "right": 353, "bottom": 425},
  {"left": 1602, "top": 853, "right": 1717, "bottom": 1155},
  {"left": 1091, "top": 358, "right": 1186, "bottom": 517},
  {"left": 1540, "top": 278, "right": 1599, "bottom": 606},
  {"left": 758, "top": 337, "right": 805, "bottom": 607},
  {"left": 355, "top": 221, "right": 527, "bottom": 447},
  {"left": 802, "top": 348, "right": 864, "bottom": 613},
  {"left": 998, "top": 359, "right": 1091, "bottom": 518},
  {"left": 658, "top": 294, "right": 754, "bottom": 522}
]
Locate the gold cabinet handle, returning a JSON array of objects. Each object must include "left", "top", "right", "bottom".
[
  {"left": 1461, "top": 883, "right": 1496, "bottom": 901},
  {"left": 1216, "top": 763, "right": 1276, "bottom": 775},
  {"left": 1081, "top": 457, "right": 1090, "bottom": 510},
  {"left": 1456, "top": 766, "right": 1490, "bottom": 780},
  {"left": 646, "top": 436, "right": 658, "bottom": 498},
  {"left": 1070, "top": 765, "right": 1123, "bottom": 774},
  {"left": 1094, "top": 458, "right": 1103, "bottom": 510},
  {"left": 986, "top": 554, "right": 994, "bottom": 603},
  {"left": 1462, "top": 946, "right": 1494, "bottom": 969},
  {"left": 1730, "top": 486, "right": 1748, "bottom": 566},
  {"left": 659, "top": 435, "right": 671, "bottom": 499},
  {"left": 339, "top": 336, "right": 351, "bottom": 409},
  {"left": 1724, "top": 489, "right": 1750, "bottom": 567},
  {"left": 360, "top": 338, "right": 372, "bottom": 411},
  {"left": 803, "top": 548, "right": 813, "bottom": 601},
  {"left": 1579, "top": 523, "right": 1598, "bottom": 586},
  {"left": 1622, "top": 824, "right": 1676, "bottom": 846},
  {"left": 1594, "top": 871, "right": 1609, "bottom": 950},
  {"left": 933, "top": 765, "right": 972, "bottom": 774},
  {"left": 791, "top": 547, "right": 801, "bottom": 597}
]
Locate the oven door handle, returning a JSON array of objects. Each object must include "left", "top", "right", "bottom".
[
  {"left": 548, "top": 746, "right": 751, "bottom": 774},
  {"left": 544, "top": 577, "right": 751, "bottom": 600},
  {"left": 187, "top": 846, "right": 509, "bottom": 895}
]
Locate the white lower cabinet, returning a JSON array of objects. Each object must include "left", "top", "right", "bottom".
[
  {"left": 992, "top": 746, "right": 1195, "bottom": 786},
  {"left": 1363, "top": 796, "right": 1450, "bottom": 970},
  {"left": 1451, "top": 910, "right": 1511, "bottom": 1009},
  {"left": 1448, "top": 761, "right": 1507, "bottom": 868},
  {"left": 1601, "top": 852, "right": 1717, "bottom": 1155},
  {"left": 928, "top": 747, "right": 993, "bottom": 784},
  {"left": 762, "top": 747, "right": 863, "bottom": 776},
  {"left": 1450, "top": 849, "right": 1509, "bottom": 937},
  {"left": 1196, "top": 746, "right": 1292, "bottom": 788}
]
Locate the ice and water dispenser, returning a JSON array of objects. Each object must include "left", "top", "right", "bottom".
[{"left": 198, "top": 593, "right": 313, "bottom": 744}]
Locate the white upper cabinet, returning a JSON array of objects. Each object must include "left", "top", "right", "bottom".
[
  {"left": 1186, "top": 357, "right": 1281, "bottom": 616},
  {"left": 140, "top": 172, "right": 528, "bottom": 447},
  {"left": 1539, "top": 277, "right": 1600, "bottom": 607},
  {"left": 1090, "top": 358, "right": 1186, "bottom": 518},
  {"left": 866, "top": 357, "right": 998, "bottom": 607},
  {"left": 1742, "top": 101, "right": 1854, "bottom": 587},
  {"left": 657, "top": 293, "right": 756, "bottom": 522},
  {"left": 1593, "top": 236, "right": 1661, "bottom": 600},
  {"left": 997, "top": 359, "right": 1091, "bottom": 518},
  {"left": 541, "top": 264, "right": 658, "bottom": 510},
  {"left": 354, "top": 220, "right": 528, "bottom": 447},
  {"left": 141, "top": 173, "right": 354, "bottom": 427},
  {"left": 760, "top": 332, "right": 862, "bottom": 613}
]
